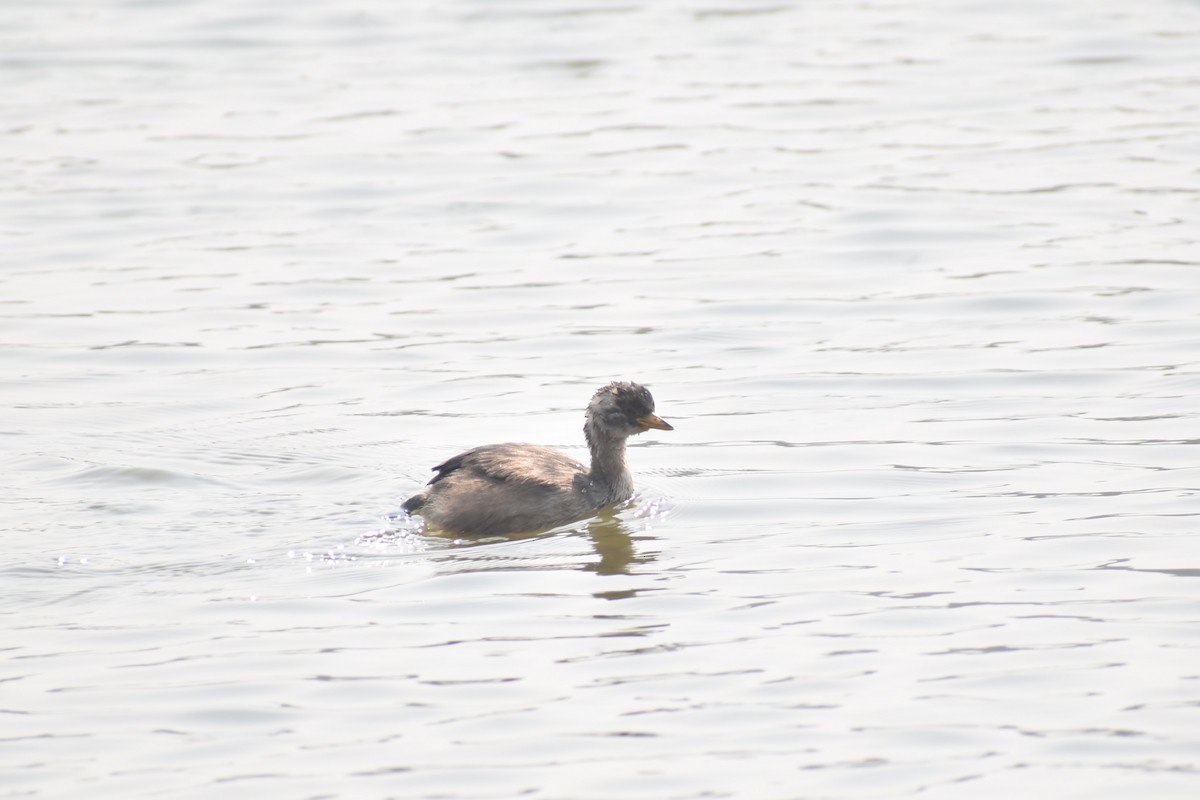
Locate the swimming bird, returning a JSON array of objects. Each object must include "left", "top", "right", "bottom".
[{"left": 403, "top": 381, "right": 672, "bottom": 535}]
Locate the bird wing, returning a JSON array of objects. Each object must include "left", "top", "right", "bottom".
[{"left": 428, "top": 443, "right": 586, "bottom": 489}]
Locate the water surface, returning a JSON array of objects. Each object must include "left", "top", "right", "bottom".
[{"left": 3, "top": 1, "right": 1199, "bottom": 798}]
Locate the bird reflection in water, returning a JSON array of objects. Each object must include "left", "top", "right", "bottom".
[{"left": 424, "top": 511, "right": 659, "bottom": 579}]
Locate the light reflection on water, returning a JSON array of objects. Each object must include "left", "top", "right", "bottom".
[{"left": 3, "top": 0, "right": 1200, "bottom": 797}]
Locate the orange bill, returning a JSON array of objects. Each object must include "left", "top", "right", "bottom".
[{"left": 637, "top": 413, "right": 673, "bottom": 431}]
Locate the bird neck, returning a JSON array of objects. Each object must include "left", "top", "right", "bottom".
[{"left": 585, "top": 421, "right": 633, "bottom": 503}]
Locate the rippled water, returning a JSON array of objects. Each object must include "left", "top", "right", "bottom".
[{"left": 3, "top": 0, "right": 1199, "bottom": 798}]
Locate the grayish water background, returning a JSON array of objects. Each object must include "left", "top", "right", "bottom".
[{"left": 3, "top": 0, "right": 1199, "bottom": 797}]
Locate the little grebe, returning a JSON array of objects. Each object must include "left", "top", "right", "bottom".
[{"left": 403, "top": 381, "right": 672, "bottom": 535}]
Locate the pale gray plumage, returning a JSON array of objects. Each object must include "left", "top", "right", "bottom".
[{"left": 403, "top": 381, "right": 672, "bottom": 535}]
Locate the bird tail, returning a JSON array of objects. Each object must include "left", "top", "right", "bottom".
[{"left": 401, "top": 491, "right": 426, "bottom": 513}]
